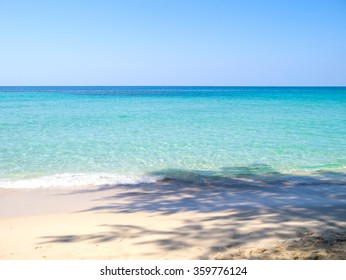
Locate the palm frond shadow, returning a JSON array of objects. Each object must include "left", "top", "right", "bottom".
[{"left": 40, "top": 164, "right": 346, "bottom": 259}]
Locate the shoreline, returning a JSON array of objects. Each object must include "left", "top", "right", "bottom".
[
  {"left": 1, "top": 175, "right": 345, "bottom": 260},
  {"left": 1, "top": 166, "right": 346, "bottom": 189}
]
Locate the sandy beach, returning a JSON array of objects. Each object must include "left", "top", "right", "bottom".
[{"left": 1, "top": 173, "right": 345, "bottom": 260}]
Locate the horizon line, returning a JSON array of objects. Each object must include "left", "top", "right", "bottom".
[{"left": 1, "top": 85, "right": 346, "bottom": 88}]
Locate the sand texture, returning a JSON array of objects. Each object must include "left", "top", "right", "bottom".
[
  {"left": 217, "top": 230, "right": 346, "bottom": 260},
  {"left": 0, "top": 173, "right": 345, "bottom": 259}
]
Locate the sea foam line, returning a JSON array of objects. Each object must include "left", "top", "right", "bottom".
[{"left": 0, "top": 173, "right": 163, "bottom": 189}]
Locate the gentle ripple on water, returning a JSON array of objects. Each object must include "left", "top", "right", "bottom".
[{"left": 0, "top": 86, "right": 345, "bottom": 187}]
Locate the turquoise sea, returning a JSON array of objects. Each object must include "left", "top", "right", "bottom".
[{"left": 0, "top": 87, "right": 345, "bottom": 188}]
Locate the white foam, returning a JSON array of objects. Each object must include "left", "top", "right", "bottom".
[{"left": 0, "top": 173, "right": 163, "bottom": 189}]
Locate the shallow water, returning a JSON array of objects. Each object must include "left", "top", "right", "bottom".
[{"left": 0, "top": 87, "right": 345, "bottom": 188}]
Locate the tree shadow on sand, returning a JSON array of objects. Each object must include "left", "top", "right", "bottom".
[{"left": 39, "top": 164, "right": 346, "bottom": 259}]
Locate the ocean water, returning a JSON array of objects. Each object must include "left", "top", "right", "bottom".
[{"left": 1, "top": 86, "right": 345, "bottom": 188}]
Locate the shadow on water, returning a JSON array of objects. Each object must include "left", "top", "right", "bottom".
[{"left": 40, "top": 164, "right": 346, "bottom": 259}]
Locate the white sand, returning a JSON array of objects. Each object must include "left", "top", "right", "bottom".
[{"left": 0, "top": 177, "right": 345, "bottom": 259}]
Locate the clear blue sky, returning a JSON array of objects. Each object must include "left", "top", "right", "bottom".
[{"left": 0, "top": 0, "right": 345, "bottom": 86}]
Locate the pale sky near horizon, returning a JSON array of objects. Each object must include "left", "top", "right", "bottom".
[{"left": 0, "top": 0, "right": 345, "bottom": 86}]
